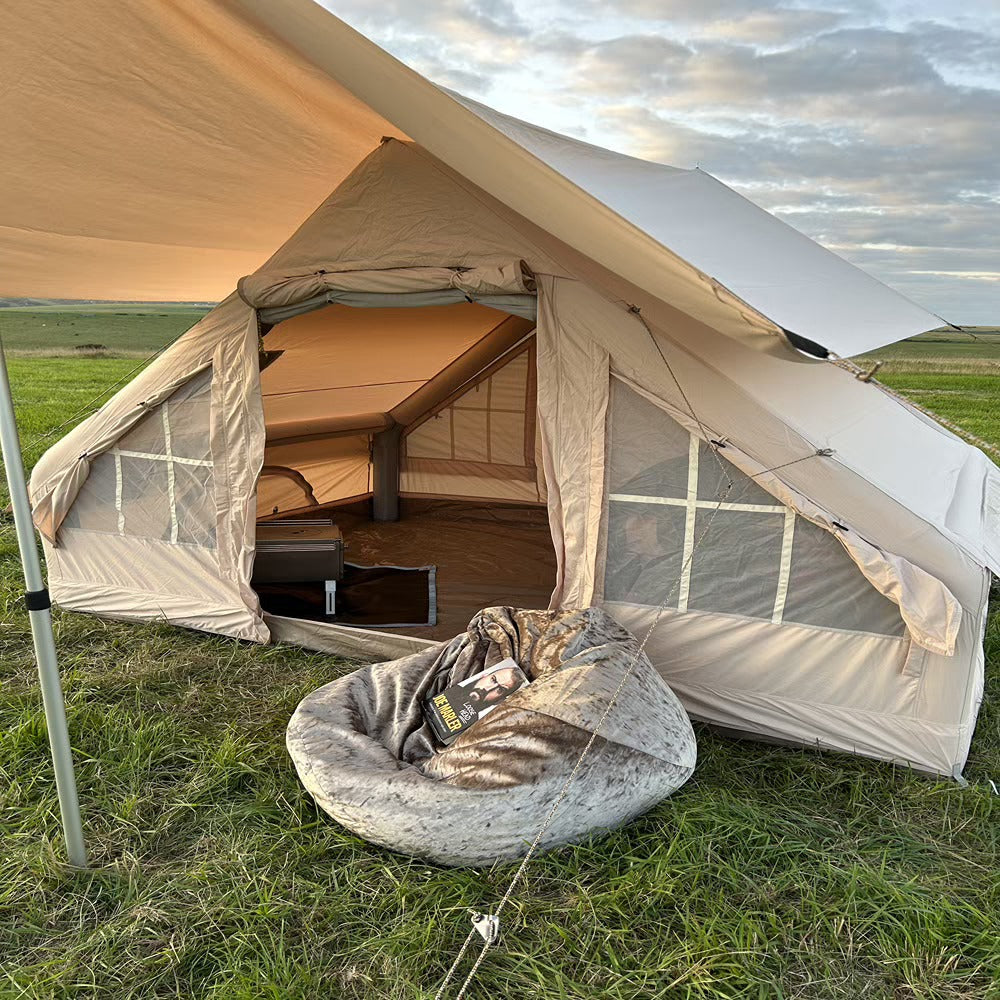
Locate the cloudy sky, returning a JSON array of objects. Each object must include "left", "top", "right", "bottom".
[{"left": 323, "top": 0, "right": 999, "bottom": 325}]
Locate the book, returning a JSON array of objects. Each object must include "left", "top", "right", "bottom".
[{"left": 424, "top": 657, "right": 529, "bottom": 745}]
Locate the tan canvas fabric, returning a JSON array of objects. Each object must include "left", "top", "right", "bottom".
[
  {"left": 613, "top": 374, "right": 963, "bottom": 657},
  {"left": 264, "top": 614, "right": 437, "bottom": 661},
  {"left": 535, "top": 279, "right": 610, "bottom": 609},
  {"left": 0, "top": 0, "right": 403, "bottom": 301},
  {"left": 259, "top": 435, "right": 371, "bottom": 517},
  {"left": 535, "top": 277, "right": 988, "bottom": 775},
  {"left": 400, "top": 340, "right": 542, "bottom": 504},
  {"left": 243, "top": 257, "right": 538, "bottom": 310},
  {"left": 261, "top": 301, "right": 515, "bottom": 438},
  {"left": 609, "top": 601, "right": 986, "bottom": 776},
  {"left": 15, "top": 23, "right": 994, "bottom": 776}
]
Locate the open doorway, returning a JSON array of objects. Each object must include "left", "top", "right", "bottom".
[{"left": 251, "top": 300, "right": 557, "bottom": 641}]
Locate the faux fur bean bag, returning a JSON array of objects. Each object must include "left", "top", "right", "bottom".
[{"left": 287, "top": 606, "right": 697, "bottom": 867}]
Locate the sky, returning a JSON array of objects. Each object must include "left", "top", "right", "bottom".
[{"left": 323, "top": 0, "right": 999, "bottom": 325}]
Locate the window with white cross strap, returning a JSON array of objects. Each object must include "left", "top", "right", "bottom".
[
  {"left": 62, "top": 370, "right": 217, "bottom": 549},
  {"left": 602, "top": 378, "right": 905, "bottom": 637}
]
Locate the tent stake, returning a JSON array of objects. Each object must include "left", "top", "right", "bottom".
[{"left": 0, "top": 339, "right": 87, "bottom": 868}]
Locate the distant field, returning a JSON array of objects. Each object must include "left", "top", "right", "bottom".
[
  {"left": 0, "top": 306, "right": 210, "bottom": 356},
  {"left": 858, "top": 329, "right": 1000, "bottom": 371}
]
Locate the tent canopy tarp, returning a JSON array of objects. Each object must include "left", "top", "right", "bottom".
[{"left": 0, "top": 0, "right": 944, "bottom": 357}]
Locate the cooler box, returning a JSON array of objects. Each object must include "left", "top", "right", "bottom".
[{"left": 253, "top": 519, "right": 344, "bottom": 584}]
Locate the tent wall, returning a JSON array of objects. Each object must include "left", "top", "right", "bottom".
[
  {"left": 257, "top": 301, "right": 540, "bottom": 517},
  {"left": 258, "top": 435, "right": 371, "bottom": 518},
  {"left": 30, "top": 295, "right": 268, "bottom": 642},
  {"left": 536, "top": 276, "right": 988, "bottom": 776},
  {"left": 248, "top": 139, "right": 568, "bottom": 287},
  {"left": 259, "top": 301, "right": 517, "bottom": 442},
  {"left": 401, "top": 339, "right": 545, "bottom": 504},
  {"left": 24, "top": 133, "right": 994, "bottom": 776}
]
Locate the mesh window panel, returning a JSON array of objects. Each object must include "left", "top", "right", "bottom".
[
  {"left": 697, "top": 442, "right": 777, "bottom": 506},
  {"left": 488, "top": 352, "right": 528, "bottom": 410},
  {"left": 406, "top": 348, "right": 532, "bottom": 468},
  {"left": 605, "top": 502, "right": 686, "bottom": 606},
  {"left": 61, "top": 369, "right": 216, "bottom": 549},
  {"left": 687, "top": 509, "right": 785, "bottom": 618},
  {"left": 174, "top": 463, "right": 217, "bottom": 547},
  {"left": 783, "top": 517, "right": 905, "bottom": 636},
  {"left": 62, "top": 452, "right": 120, "bottom": 534},
  {"left": 489, "top": 409, "right": 526, "bottom": 465},
  {"left": 165, "top": 371, "right": 213, "bottom": 458},
  {"left": 120, "top": 455, "right": 172, "bottom": 541},
  {"left": 607, "top": 380, "right": 689, "bottom": 498},
  {"left": 406, "top": 411, "right": 452, "bottom": 459},
  {"left": 603, "top": 378, "right": 905, "bottom": 639},
  {"left": 119, "top": 406, "right": 167, "bottom": 455},
  {"left": 450, "top": 407, "right": 489, "bottom": 462}
]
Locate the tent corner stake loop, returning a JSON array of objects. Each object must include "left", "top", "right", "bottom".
[{"left": 470, "top": 911, "right": 500, "bottom": 945}]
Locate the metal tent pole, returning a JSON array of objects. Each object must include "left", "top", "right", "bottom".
[{"left": 0, "top": 338, "right": 87, "bottom": 867}]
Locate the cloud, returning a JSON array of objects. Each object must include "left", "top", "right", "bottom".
[
  {"left": 699, "top": 9, "right": 849, "bottom": 43},
  {"left": 578, "top": 0, "right": 856, "bottom": 22},
  {"left": 319, "top": 1, "right": 1000, "bottom": 323},
  {"left": 323, "top": 0, "right": 529, "bottom": 40},
  {"left": 577, "top": 29, "right": 943, "bottom": 110},
  {"left": 572, "top": 36, "right": 693, "bottom": 96},
  {"left": 319, "top": 0, "right": 532, "bottom": 92}
]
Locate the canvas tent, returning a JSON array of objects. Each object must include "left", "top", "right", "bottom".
[{"left": 3, "top": 0, "right": 999, "bottom": 783}]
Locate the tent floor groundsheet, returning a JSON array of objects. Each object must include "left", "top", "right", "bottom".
[{"left": 260, "top": 499, "right": 556, "bottom": 641}]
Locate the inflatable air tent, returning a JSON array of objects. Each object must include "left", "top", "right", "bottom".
[{"left": 5, "top": 0, "right": 999, "bottom": 779}]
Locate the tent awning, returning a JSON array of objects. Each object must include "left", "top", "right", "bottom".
[{"left": 0, "top": 0, "right": 945, "bottom": 356}]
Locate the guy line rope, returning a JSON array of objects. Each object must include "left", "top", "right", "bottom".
[{"left": 432, "top": 305, "right": 834, "bottom": 999}]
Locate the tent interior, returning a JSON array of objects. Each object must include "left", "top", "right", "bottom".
[{"left": 253, "top": 299, "right": 555, "bottom": 639}]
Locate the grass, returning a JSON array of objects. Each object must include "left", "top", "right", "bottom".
[
  {"left": 0, "top": 306, "right": 210, "bottom": 357},
  {"left": 1, "top": 317, "right": 999, "bottom": 998},
  {"left": 856, "top": 330, "right": 1000, "bottom": 377}
]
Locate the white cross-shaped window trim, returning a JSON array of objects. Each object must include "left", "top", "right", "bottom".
[
  {"left": 111, "top": 399, "right": 214, "bottom": 543},
  {"left": 609, "top": 431, "right": 797, "bottom": 624}
]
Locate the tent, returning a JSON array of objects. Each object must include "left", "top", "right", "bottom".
[{"left": 4, "top": 0, "right": 999, "bottom": 787}]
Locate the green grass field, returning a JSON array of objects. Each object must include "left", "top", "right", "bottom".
[
  {"left": 861, "top": 329, "right": 1000, "bottom": 366},
  {"left": 1, "top": 315, "right": 998, "bottom": 999},
  {"left": 0, "top": 305, "right": 210, "bottom": 357}
]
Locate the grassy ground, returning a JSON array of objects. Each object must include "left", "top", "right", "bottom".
[
  {"left": 0, "top": 306, "right": 209, "bottom": 357},
  {"left": 860, "top": 330, "right": 1000, "bottom": 366},
  {"left": 1, "top": 319, "right": 998, "bottom": 999}
]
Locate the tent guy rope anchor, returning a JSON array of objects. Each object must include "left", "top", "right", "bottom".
[
  {"left": 433, "top": 309, "right": 839, "bottom": 999},
  {"left": 433, "top": 433, "right": 839, "bottom": 997}
]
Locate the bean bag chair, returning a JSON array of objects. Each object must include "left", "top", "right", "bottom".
[{"left": 286, "top": 606, "right": 696, "bottom": 867}]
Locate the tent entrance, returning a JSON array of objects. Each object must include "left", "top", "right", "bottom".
[
  {"left": 255, "top": 498, "right": 555, "bottom": 641},
  {"left": 252, "top": 299, "right": 555, "bottom": 641}
]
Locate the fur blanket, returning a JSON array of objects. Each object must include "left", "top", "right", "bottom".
[{"left": 287, "top": 607, "right": 696, "bottom": 867}]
